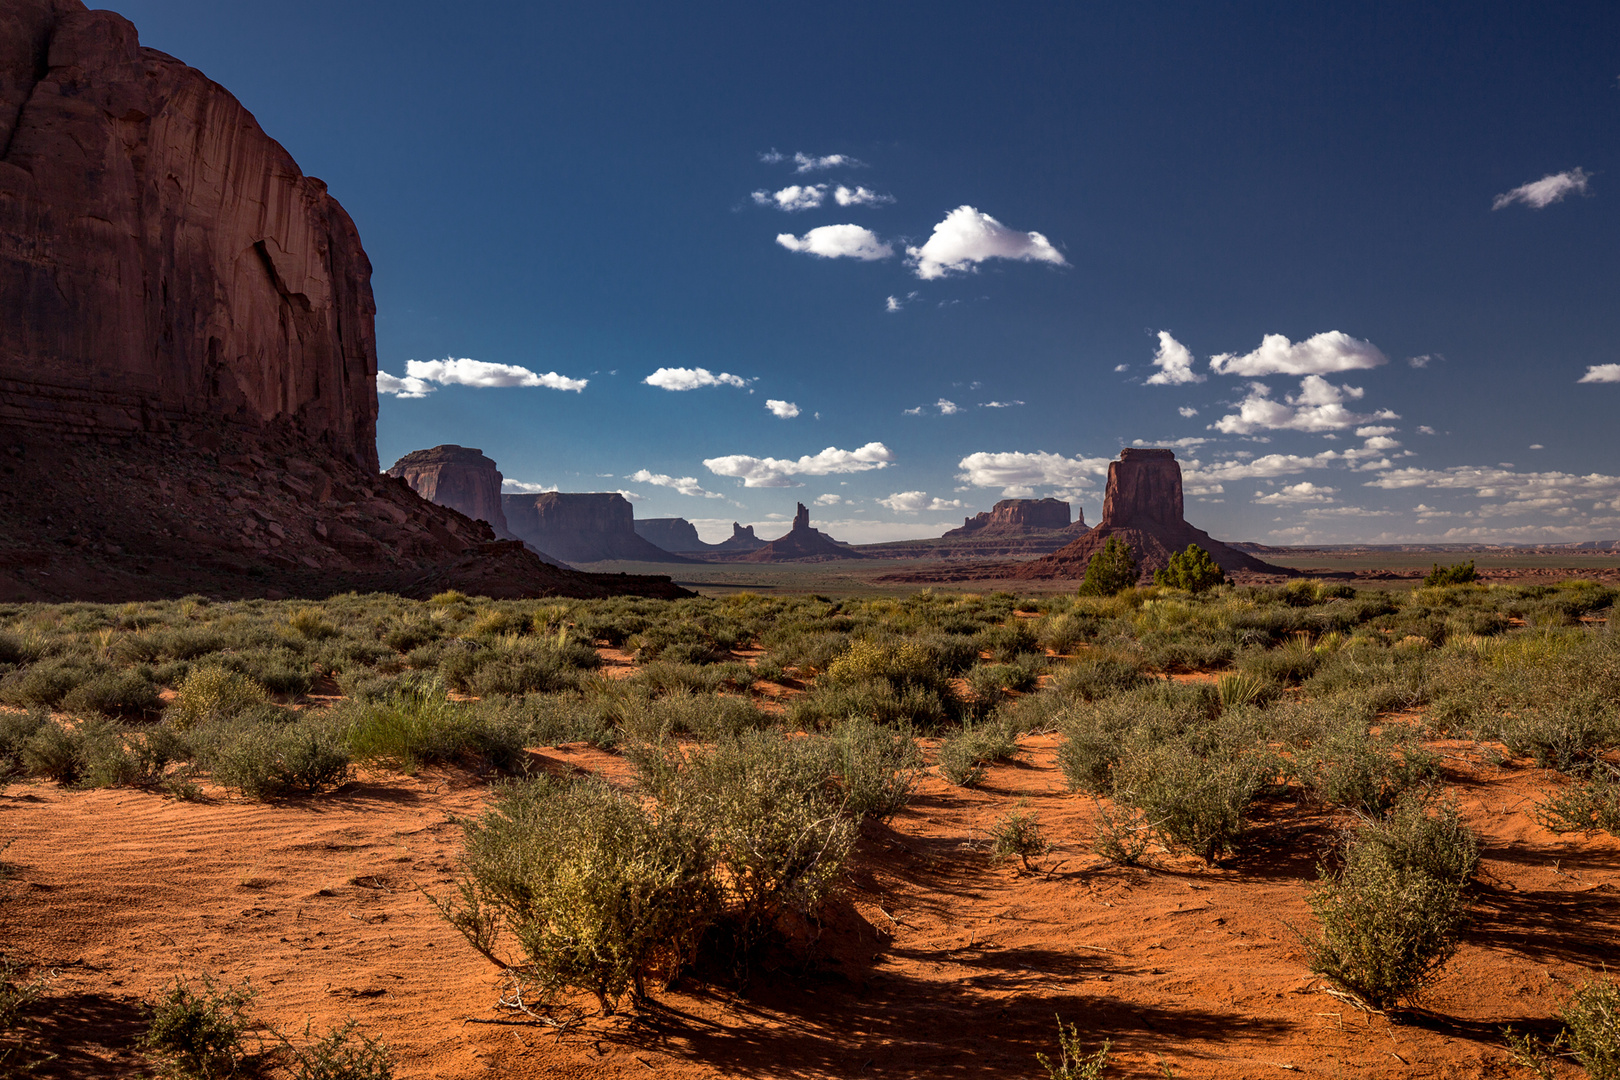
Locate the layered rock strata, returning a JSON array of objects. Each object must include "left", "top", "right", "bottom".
[
  {"left": 634, "top": 518, "right": 766, "bottom": 555},
  {"left": 1013, "top": 448, "right": 1287, "bottom": 581},
  {"left": 386, "top": 446, "right": 513, "bottom": 538},
  {"left": 945, "top": 498, "right": 1084, "bottom": 538},
  {"left": 503, "top": 493, "right": 692, "bottom": 564}
]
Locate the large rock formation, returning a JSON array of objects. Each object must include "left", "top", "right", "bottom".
[
  {"left": 0, "top": 1, "right": 687, "bottom": 601},
  {"left": 635, "top": 517, "right": 766, "bottom": 555},
  {"left": 504, "top": 493, "right": 691, "bottom": 564},
  {"left": 386, "top": 446, "right": 513, "bottom": 538},
  {"left": 740, "top": 504, "right": 867, "bottom": 562},
  {"left": 1013, "top": 448, "right": 1288, "bottom": 581},
  {"left": 0, "top": 0, "right": 376, "bottom": 466},
  {"left": 944, "top": 498, "right": 1087, "bottom": 538}
]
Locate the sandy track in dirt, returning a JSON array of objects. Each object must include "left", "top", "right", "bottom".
[{"left": 5, "top": 737, "right": 1618, "bottom": 1078}]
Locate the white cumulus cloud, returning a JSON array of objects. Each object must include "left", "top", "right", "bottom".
[
  {"left": 1178, "top": 406, "right": 1199, "bottom": 418},
  {"left": 1254, "top": 482, "right": 1337, "bottom": 505},
  {"left": 905, "top": 206, "right": 1067, "bottom": 280},
  {"left": 643, "top": 367, "right": 752, "bottom": 391},
  {"left": 814, "top": 493, "right": 843, "bottom": 506},
  {"left": 626, "top": 469, "right": 722, "bottom": 499},
  {"left": 955, "top": 451, "right": 1110, "bottom": 497},
  {"left": 1577, "top": 364, "right": 1620, "bottom": 384},
  {"left": 1213, "top": 377, "right": 1396, "bottom": 434},
  {"left": 765, "top": 399, "right": 801, "bottom": 418},
  {"left": 937, "top": 399, "right": 960, "bottom": 416},
  {"left": 1208, "top": 332, "right": 1388, "bottom": 377},
  {"left": 390, "top": 358, "right": 588, "bottom": 394},
  {"left": 879, "top": 491, "right": 966, "bottom": 513},
  {"left": 752, "top": 184, "right": 826, "bottom": 211},
  {"left": 1492, "top": 168, "right": 1590, "bottom": 210},
  {"left": 834, "top": 185, "right": 893, "bottom": 206},
  {"left": 777, "top": 225, "right": 893, "bottom": 261},
  {"left": 1144, "top": 331, "right": 1204, "bottom": 386},
  {"left": 704, "top": 442, "right": 895, "bottom": 488},
  {"left": 501, "top": 480, "right": 558, "bottom": 494}
]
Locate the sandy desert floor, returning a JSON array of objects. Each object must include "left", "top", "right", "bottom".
[{"left": 5, "top": 723, "right": 1617, "bottom": 1079}]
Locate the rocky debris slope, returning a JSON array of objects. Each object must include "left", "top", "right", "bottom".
[
  {"left": 944, "top": 498, "right": 1086, "bottom": 538},
  {"left": 0, "top": 426, "right": 689, "bottom": 601},
  {"left": 386, "top": 446, "right": 514, "bottom": 539},
  {"left": 1013, "top": 448, "right": 1287, "bottom": 581},
  {"left": 0, "top": 0, "right": 376, "bottom": 465},
  {"left": 503, "top": 493, "right": 692, "bottom": 564},
  {"left": 730, "top": 504, "right": 868, "bottom": 562},
  {"left": 635, "top": 518, "right": 766, "bottom": 555}
]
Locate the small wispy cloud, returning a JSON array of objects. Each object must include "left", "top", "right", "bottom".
[
  {"left": 834, "top": 185, "right": 893, "bottom": 206},
  {"left": 1492, "top": 168, "right": 1590, "bottom": 210},
  {"left": 1577, "top": 363, "right": 1620, "bottom": 384},
  {"left": 627, "top": 469, "right": 723, "bottom": 499},
  {"left": 793, "top": 151, "right": 864, "bottom": 173},
  {"left": 501, "top": 480, "right": 558, "bottom": 494},
  {"left": 814, "top": 493, "right": 843, "bottom": 506},
  {"left": 885, "top": 290, "right": 920, "bottom": 312},
  {"left": 981, "top": 400, "right": 1025, "bottom": 408},
  {"left": 644, "top": 367, "right": 752, "bottom": 391},
  {"left": 905, "top": 399, "right": 960, "bottom": 416},
  {"left": 765, "top": 399, "right": 801, "bottom": 418},
  {"left": 878, "top": 491, "right": 966, "bottom": 513},
  {"left": 777, "top": 225, "right": 893, "bottom": 260},
  {"left": 704, "top": 442, "right": 894, "bottom": 487},
  {"left": 752, "top": 184, "right": 826, "bottom": 211},
  {"left": 1253, "top": 481, "right": 1337, "bottom": 505},
  {"left": 1179, "top": 406, "right": 1199, "bottom": 418}
]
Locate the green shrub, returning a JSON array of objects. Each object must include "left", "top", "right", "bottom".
[
  {"left": 1424, "top": 561, "right": 1479, "bottom": 587},
  {"left": 0, "top": 955, "right": 49, "bottom": 1076},
  {"left": 61, "top": 669, "right": 162, "bottom": 717},
  {"left": 168, "top": 667, "right": 268, "bottom": 730},
  {"left": 0, "top": 659, "right": 100, "bottom": 708},
  {"left": 989, "top": 806, "right": 1050, "bottom": 870},
  {"left": 140, "top": 975, "right": 260, "bottom": 1079},
  {"left": 1536, "top": 771, "right": 1620, "bottom": 836},
  {"left": 976, "top": 622, "right": 1040, "bottom": 662},
  {"left": 1052, "top": 652, "right": 1147, "bottom": 702},
  {"left": 1563, "top": 974, "right": 1620, "bottom": 1080},
  {"left": 938, "top": 718, "right": 1019, "bottom": 787},
  {"left": 1217, "top": 672, "right": 1276, "bottom": 710},
  {"left": 1113, "top": 739, "right": 1272, "bottom": 862},
  {"left": 21, "top": 721, "right": 81, "bottom": 784},
  {"left": 0, "top": 710, "right": 48, "bottom": 781},
  {"left": 197, "top": 718, "right": 351, "bottom": 799},
  {"left": 1036, "top": 1016, "right": 1112, "bottom": 1079},
  {"left": 1297, "top": 724, "right": 1440, "bottom": 814},
  {"left": 1077, "top": 537, "right": 1138, "bottom": 597},
  {"left": 278, "top": 1020, "right": 393, "bottom": 1080},
  {"left": 823, "top": 718, "right": 923, "bottom": 823},
  {"left": 1492, "top": 697, "right": 1620, "bottom": 773},
  {"left": 340, "top": 679, "right": 523, "bottom": 773},
  {"left": 1154, "top": 544, "right": 1226, "bottom": 593},
  {"left": 439, "top": 777, "right": 715, "bottom": 1014}
]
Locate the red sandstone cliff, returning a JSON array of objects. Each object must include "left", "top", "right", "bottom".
[
  {"left": 0, "top": 0, "right": 377, "bottom": 466},
  {"left": 944, "top": 498, "right": 1086, "bottom": 538},
  {"left": 503, "top": 493, "right": 692, "bottom": 564},
  {"left": 1013, "top": 449, "right": 1287, "bottom": 581},
  {"left": 387, "top": 446, "right": 513, "bottom": 539}
]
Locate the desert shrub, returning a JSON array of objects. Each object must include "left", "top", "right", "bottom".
[
  {"left": 286, "top": 607, "right": 341, "bottom": 640},
  {"left": 615, "top": 688, "right": 768, "bottom": 743},
  {"left": 20, "top": 720, "right": 81, "bottom": 784},
  {"left": 1052, "top": 651, "right": 1147, "bottom": 702},
  {"left": 339, "top": 678, "right": 522, "bottom": 772},
  {"left": 278, "top": 1019, "right": 394, "bottom": 1080},
  {"left": 1092, "top": 798, "right": 1154, "bottom": 866},
  {"left": 1424, "top": 561, "right": 1478, "bottom": 587},
  {"left": 382, "top": 619, "right": 442, "bottom": 654},
  {"left": 1217, "top": 672, "right": 1277, "bottom": 710},
  {"left": 440, "top": 776, "right": 715, "bottom": 1014},
  {"left": 989, "top": 806, "right": 1050, "bottom": 870},
  {"left": 1155, "top": 544, "right": 1226, "bottom": 593},
  {"left": 0, "top": 658, "right": 102, "bottom": 708},
  {"left": 60, "top": 669, "right": 162, "bottom": 718},
  {"left": 0, "top": 955, "right": 50, "bottom": 1076},
  {"left": 1038, "top": 612, "right": 1096, "bottom": 655},
  {"left": 1238, "top": 637, "right": 1320, "bottom": 686},
  {"left": 632, "top": 660, "right": 755, "bottom": 696},
  {"left": 937, "top": 718, "right": 1019, "bottom": 787},
  {"left": 196, "top": 717, "right": 351, "bottom": 799},
  {"left": 825, "top": 718, "right": 923, "bottom": 822},
  {"left": 1303, "top": 795, "right": 1478, "bottom": 1009},
  {"left": 168, "top": 667, "right": 268, "bottom": 730},
  {"left": 1491, "top": 696, "right": 1620, "bottom": 773},
  {"left": 1077, "top": 537, "right": 1138, "bottom": 597},
  {"left": 141, "top": 975, "right": 260, "bottom": 1079},
  {"left": 1563, "top": 974, "right": 1620, "bottom": 1080},
  {"left": 1296, "top": 723, "right": 1440, "bottom": 814},
  {"left": 467, "top": 652, "right": 586, "bottom": 697},
  {"left": 787, "top": 678, "right": 953, "bottom": 731},
  {"left": 976, "top": 621, "right": 1040, "bottom": 662},
  {"left": 1036, "top": 1016, "right": 1112, "bottom": 1080},
  {"left": 473, "top": 691, "right": 617, "bottom": 750},
  {"left": 1536, "top": 771, "right": 1620, "bottom": 836},
  {"left": 1113, "top": 738, "right": 1273, "bottom": 862},
  {"left": 763, "top": 629, "right": 851, "bottom": 674},
  {"left": 634, "top": 732, "right": 857, "bottom": 959},
  {"left": 0, "top": 710, "right": 48, "bottom": 781}
]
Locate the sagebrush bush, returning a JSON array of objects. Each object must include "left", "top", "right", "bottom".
[
  {"left": 1052, "top": 651, "right": 1147, "bottom": 702},
  {"left": 141, "top": 975, "right": 260, "bottom": 1079},
  {"left": 195, "top": 717, "right": 350, "bottom": 799},
  {"left": 824, "top": 718, "right": 922, "bottom": 822},
  {"left": 989, "top": 806, "right": 1050, "bottom": 870},
  {"left": 1113, "top": 737, "right": 1272, "bottom": 862},
  {"left": 1563, "top": 974, "right": 1620, "bottom": 1080},
  {"left": 938, "top": 718, "right": 1019, "bottom": 787},
  {"left": 168, "top": 667, "right": 268, "bottom": 730},
  {"left": 338, "top": 678, "right": 522, "bottom": 772},
  {"left": 1537, "top": 771, "right": 1620, "bottom": 836},
  {"left": 279, "top": 1018, "right": 394, "bottom": 1080}
]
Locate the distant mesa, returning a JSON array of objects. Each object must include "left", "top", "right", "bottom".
[
  {"left": 944, "top": 498, "right": 1088, "bottom": 539},
  {"left": 504, "top": 493, "right": 693, "bottom": 564},
  {"left": 740, "top": 504, "right": 869, "bottom": 562},
  {"left": 1013, "top": 448, "right": 1288, "bottom": 581},
  {"left": 386, "top": 446, "right": 515, "bottom": 539},
  {"left": 635, "top": 518, "right": 766, "bottom": 555}
]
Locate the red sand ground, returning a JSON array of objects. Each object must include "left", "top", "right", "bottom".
[{"left": 5, "top": 726, "right": 1618, "bottom": 1079}]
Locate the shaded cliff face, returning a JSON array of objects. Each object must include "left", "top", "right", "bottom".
[
  {"left": 386, "top": 446, "right": 511, "bottom": 538},
  {"left": 0, "top": 0, "right": 377, "bottom": 467},
  {"left": 946, "top": 498, "right": 1078, "bottom": 537},
  {"left": 1013, "top": 449, "right": 1287, "bottom": 581},
  {"left": 503, "top": 493, "right": 690, "bottom": 564},
  {"left": 740, "top": 503, "right": 867, "bottom": 562}
]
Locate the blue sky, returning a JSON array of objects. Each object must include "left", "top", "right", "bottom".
[{"left": 120, "top": 0, "right": 1620, "bottom": 544}]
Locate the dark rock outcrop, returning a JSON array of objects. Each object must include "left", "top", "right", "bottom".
[
  {"left": 0, "top": 0, "right": 376, "bottom": 466},
  {"left": 386, "top": 446, "right": 512, "bottom": 538},
  {"left": 945, "top": 498, "right": 1084, "bottom": 538},
  {"left": 1013, "top": 448, "right": 1288, "bottom": 581},
  {"left": 504, "top": 493, "right": 692, "bottom": 564},
  {"left": 635, "top": 518, "right": 767, "bottom": 555},
  {"left": 740, "top": 504, "right": 867, "bottom": 562},
  {"left": 0, "top": 2, "right": 687, "bottom": 601}
]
